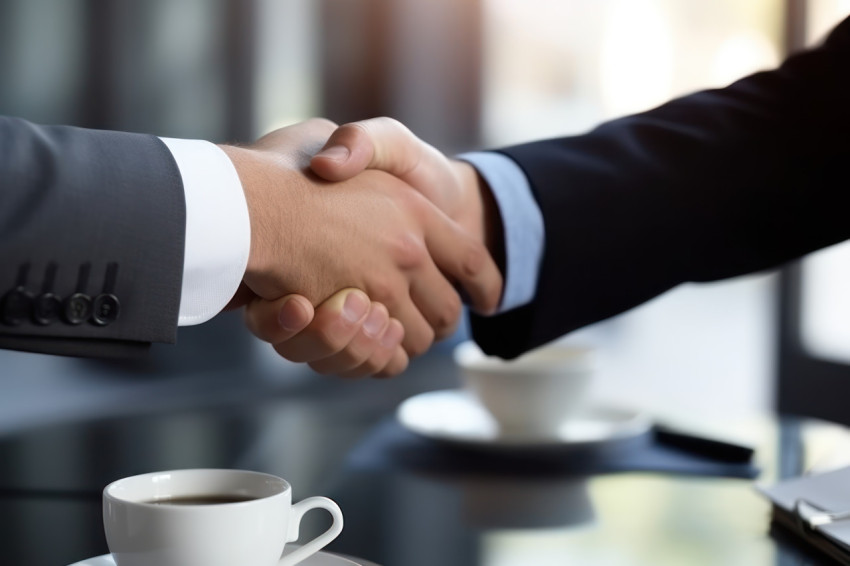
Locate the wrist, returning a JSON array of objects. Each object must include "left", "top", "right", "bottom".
[
  {"left": 218, "top": 144, "right": 300, "bottom": 295},
  {"left": 451, "top": 160, "right": 506, "bottom": 275}
]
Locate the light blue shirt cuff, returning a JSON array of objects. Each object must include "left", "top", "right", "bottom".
[{"left": 457, "top": 151, "right": 544, "bottom": 313}]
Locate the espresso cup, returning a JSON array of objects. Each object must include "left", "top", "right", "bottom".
[
  {"left": 103, "top": 469, "right": 343, "bottom": 566},
  {"left": 454, "top": 340, "right": 595, "bottom": 439}
]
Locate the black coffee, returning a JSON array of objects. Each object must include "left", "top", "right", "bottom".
[{"left": 145, "top": 495, "right": 257, "bottom": 505}]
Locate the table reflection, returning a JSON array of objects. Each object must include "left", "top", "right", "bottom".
[{"left": 459, "top": 476, "right": 594, "bottom": 530}]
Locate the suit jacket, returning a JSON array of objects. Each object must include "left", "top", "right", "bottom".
[
  {"left": 471, "top": 16, "right": 850, "bottom": 359},
  {"left": 0, "top": 117, "right": 186, "bottom": 357}
]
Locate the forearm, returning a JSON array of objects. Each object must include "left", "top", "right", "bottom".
[
  {"left": 0, "top": 117, "right": 186, "bottom": 355},
  {"left": 472, "top": 16, "right": 850, "bottom": 358}
]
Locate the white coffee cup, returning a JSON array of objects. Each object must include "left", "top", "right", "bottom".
[
  {"left": 103, "top": 468, "right": 343, "bottom": 566},
  {"left": 454, "top": 340, "right": 594, "bottom": 439}
]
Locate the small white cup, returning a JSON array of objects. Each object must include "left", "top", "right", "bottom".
[
  {"left": 454, "top": 341, "right": 594, "bottom": 439},
  {"left": 103, "top": 469, "right": 343, "bottom": 566}
]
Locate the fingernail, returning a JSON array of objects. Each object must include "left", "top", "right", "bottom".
[
  {"left": 316, "top": 145, "right": 350, "bottom": 163},
  {"left": 342, "top": 291, "right": 369, "bottom": 323},
  {"left": 381, "top": 322, "right": 403, "bottom": 349},
  {"left": 362, "top": 307, "right": 385, "bottom": 337},
  {"left": 278, "top": 297, "right": 308, "bottom": 331}
]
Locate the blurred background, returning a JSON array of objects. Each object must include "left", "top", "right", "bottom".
[{"left": 0, "top": 0, "right": 849, "bottom": 443}]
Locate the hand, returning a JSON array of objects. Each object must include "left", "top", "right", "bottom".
[
  {"left": 243, "top": 118, "right": 505, "bottom": 378},
  {"left": 221, "top": 119, "right": 502, "bottom": 376},
  {"left": 311, "top": 117, "right": 504, "bottom": 261},
  {"left": 243, "top": 288, "right": 406, "bottom": 378}
]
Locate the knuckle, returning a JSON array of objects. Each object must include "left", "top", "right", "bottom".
[
  {"left": 391, "top": 233, "right": 427, "bottom": 270},
  {"left": 342, "top": 121, "right": 373, "bottom": 146},
  {"left": 461, "top": 242, "right": 488, "bottom": 279},
  {"left": 432, "top": 295, "right": 462, "bottom": 339}
]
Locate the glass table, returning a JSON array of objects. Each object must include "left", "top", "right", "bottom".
[{"left": 0, "top": 351, "right": 842, "bottom": 566}]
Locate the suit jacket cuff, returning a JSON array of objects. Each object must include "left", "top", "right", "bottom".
[{"left": 457, "top": 151, "right": 545, "bottom": 313}]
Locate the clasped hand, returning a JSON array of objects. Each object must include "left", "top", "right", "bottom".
[{"left": 221, "top": 118, "right": 503, "bottom": 377}]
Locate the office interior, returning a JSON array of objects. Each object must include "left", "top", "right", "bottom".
[{"left": 1, "top": 1, "right": 850, "bottom": 565}]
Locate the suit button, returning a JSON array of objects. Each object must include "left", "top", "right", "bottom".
[
  {"left": 64, "top": 293, "right": 92, "bottom": 325},
  {"left": 33, "top": 293, "right": 62, "bottom": 325},
  {"left": 92, "top": 294, "right": 120, "bottom": 326},
  {"left": 1, "top": 287, "right": 33, "bottom": 326}
]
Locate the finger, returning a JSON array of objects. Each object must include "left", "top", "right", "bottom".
[
  {"left": 272, "top": 289, "right": 370, "bottom": 363},
  {"left": 309, "top": 120, "right": 381, "bottom": 181},
  {"left": 422, "top": 207, "right": 503, "bottom": 315},
  {"left": 360, "top": 320, "right": 407, "bottom": 378},
  {"left": 308, "top": 302, "right": 391, "bottom": 376},
  {"left": 254, "top": 118, "right": 339, "bottom": 165},
  {"left": 409, "top": 265, "right": 462, "bottom": 342},
  {"left": 336, "top": 314, "right": 406, "bottom": 378},
  {"left": 374, "top": 325, "right": 410, "bottom": 378},
  {"left": 311, "top": 118, "right": 444, "bottom": 195},
  {"left": 244, "top": 294, "right": 315, "bottom": 343},
  {"left": 382, "top": 292, "right": 435, "bottom": 360}
]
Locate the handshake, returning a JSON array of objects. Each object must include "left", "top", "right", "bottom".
[{"left": 220, "top": 118, "right": 505, "bottom": 378}]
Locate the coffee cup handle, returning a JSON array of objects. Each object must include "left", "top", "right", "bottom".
[{"left": 279, "top": 496, "right": 344, "bottom": 566}]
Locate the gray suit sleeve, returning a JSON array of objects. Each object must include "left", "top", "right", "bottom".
[{"left": 0, "top": 116, "right": 186, "bottom": 357}]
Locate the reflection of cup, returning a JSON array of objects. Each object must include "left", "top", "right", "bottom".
[
  {"left": 454, "top": 341, "right": 594, "bottom": 439},
  {"left": 103, "top": 469, "right": 343, "bottom": 566},
  {"left": 461, "top": 476, "right": 594, "bottom": 530}
]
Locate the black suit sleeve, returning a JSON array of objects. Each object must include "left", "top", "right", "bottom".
[
  {"left": 0, "top": 117, "right": 186, "bottom": 357},
  {"left": 471, "top": 16, "right": 850, "bottom": 359}
]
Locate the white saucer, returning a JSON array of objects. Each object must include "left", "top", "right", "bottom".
[
  {"left": 68, "top": 546, "right": 379, "bottom": 566},
  {"left": 396, "top": 389, "right": 651, "bottom": 450}
]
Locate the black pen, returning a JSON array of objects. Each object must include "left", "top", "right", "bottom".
[{"left": 654, "top": 425, "right": 755, "bottom": 463}]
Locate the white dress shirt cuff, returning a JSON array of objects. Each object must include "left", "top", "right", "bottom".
[
  {"left": 457, "top": 151, "right": 545, "bottom": 313},
  {"left": 160, "top": 138, "right": 251, "bottom": 326}
]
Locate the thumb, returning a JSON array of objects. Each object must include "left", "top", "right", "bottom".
[
  {"left": 310, "top": 117, "right": 427, "bottom": 183},
  {"left": 244, "top": 294, "right": 315, "bottom": 345}
]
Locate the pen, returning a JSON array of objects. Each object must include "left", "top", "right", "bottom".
[{"left": 654, "top": 425, "right": 755, "bottom": 463}]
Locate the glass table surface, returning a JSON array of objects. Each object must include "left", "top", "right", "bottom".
[{"left": 0, "top": 353, "right": 841, "bottom": 566}]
